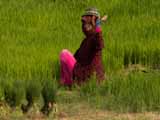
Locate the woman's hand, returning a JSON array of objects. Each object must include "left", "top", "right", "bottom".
[
  {"left": 91, "top": 15, "right": 108, "bottom": 33},
  {"left": 101, "top": 15, "right": 108, "bottom": 22},
  {"left": 96, "top": 15, "right": 108, "bottom": 33}
]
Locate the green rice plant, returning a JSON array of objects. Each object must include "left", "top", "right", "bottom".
[
  {"left": 130, "top": 44, "right": 141, "bottom": 65},
  {"left": 4, "top": 79, "right": 25, "bottom": 107},
  {"left": 79, "top": 72, "right": 160, "bottom": 112},
  {"left": 123, "top": 46, "right": 132, "bottom": 67},
  {"left": 41, "top": 79, "right": 57, "bottom": 104},
  {"left": 151, "top": 48, "right": 160, "bottom": 69},
  {"left": 0, "top": 79, "right": 4, "bottom": 101},
  {"left": 103, "top": 72, "right": 160, "bottom": 112},
  {"left": 140, "top": 47, "right": 148, "bottom": 66},
  {"left": 27, "top": 79, "right": 42, "bottom": 101},
  {"left": 52, "top": 59, "right": 60, "bottom": 82},
  {"left": 41, "top": 79, "right": 57, "bottom": 115},
  {"left": 79, "top": 74, "right": 100, "bottom": 97},
  {"left": 21, "top": 79, "right": 42, "bottom": 113}
]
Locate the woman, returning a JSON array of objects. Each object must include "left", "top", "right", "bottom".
[{"left": 60, "top": 8, "right": 106, "bottom": 86}]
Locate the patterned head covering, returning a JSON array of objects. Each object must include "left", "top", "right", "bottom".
[{"left": 82, "top": 7, "right": 100, "bottom": 18}]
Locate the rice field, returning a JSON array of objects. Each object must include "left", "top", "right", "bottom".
[{"left": 0, "top": 0, "right": 160, "bottom": 118}]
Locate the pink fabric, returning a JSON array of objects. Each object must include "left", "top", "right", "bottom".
[
  {"left": 96, "top": 27, "right": 102, "bottom": 33},
  {"left": 60, "top": 49, "right": 76, "bottom": 86}
]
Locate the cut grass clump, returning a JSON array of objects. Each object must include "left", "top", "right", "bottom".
[
  {"left": 4, "top": 79, "right": 25, "bottom": 107},
  {"left": 21, "top": 79, "right": 42, "bottom": 113},
  {"left": 41, "top": 79, "right": 57, "bottom": 115}
]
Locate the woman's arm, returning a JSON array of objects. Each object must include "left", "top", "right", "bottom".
[
  {"left": 95, "top": 32, "right": 104, "bottom": 51},
  {"left": 74, "top": 39, "right": 85, "bottom": 60},
  {"left": 95, "top": 18, "right": 104, "bottom": 51},
  {"left": 74, "top": 49, "right": 79, "bottom": 60}
]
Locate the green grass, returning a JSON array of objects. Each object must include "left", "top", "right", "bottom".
[
  {"left": 0, "top": 0, "right": 160, "bottom": 77},
  {"left": 0, "top": 0, "right": 159, "bottom": 113},
  {"left": 82, "top": 73, "right": 160, "bottom": 112},
  {"left": 79, "top": 71, "right": 160, "bottom": 112}
]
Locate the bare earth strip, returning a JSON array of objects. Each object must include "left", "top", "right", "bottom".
[
  {"left": 56, "top": 103, "right": 160, "bottom": 120},
  {"left": 0, "top": 101, "right": 160, "bottom": 120}
]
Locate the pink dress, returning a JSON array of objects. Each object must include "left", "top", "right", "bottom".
[{"left": 59, "top": 49, "right": 76, "bottom": 86}]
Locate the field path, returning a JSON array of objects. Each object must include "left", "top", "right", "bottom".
[
  {"left": 57, "top": 106, "right": 160, "bottom": 120},
  {"left": 55, "top": 91, "right": 160, "bottom": 120}
]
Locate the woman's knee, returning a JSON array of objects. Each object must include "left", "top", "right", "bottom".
[{"left": 60, "top": 49, "right": 75, "bottom": 62}]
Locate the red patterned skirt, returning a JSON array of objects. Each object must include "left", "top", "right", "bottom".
[{"left": 73, "top": 55, "right": 105, "bottom": 84}]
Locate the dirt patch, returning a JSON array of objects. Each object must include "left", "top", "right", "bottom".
[
  {"left": 56, "top": 102, "right": 160, "bottom": 120},
  {"left": 57, "top": 111, "right": 160, "bottom": 120}
]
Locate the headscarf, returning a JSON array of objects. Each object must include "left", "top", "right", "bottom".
[{"left": 82, "top": 7, "right": 100, "bottom": 18}]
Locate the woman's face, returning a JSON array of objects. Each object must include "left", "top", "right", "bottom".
[{"left": 81, "top": 15, "right": 97, "bottom": 35}]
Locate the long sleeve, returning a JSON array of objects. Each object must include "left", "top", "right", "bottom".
[
  {"left": 74, "top": 39, "right": 85, "bottom": 61},
  {"left": 95, "top": 32, "right": 104, "bottom": 51},
  {"left": 74, "top": 49, "right": 79, "bottom": 60}
]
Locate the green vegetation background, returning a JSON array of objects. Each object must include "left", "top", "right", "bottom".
[{"left": 0, "top": 0, "right": 160, "bottom": 112}]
